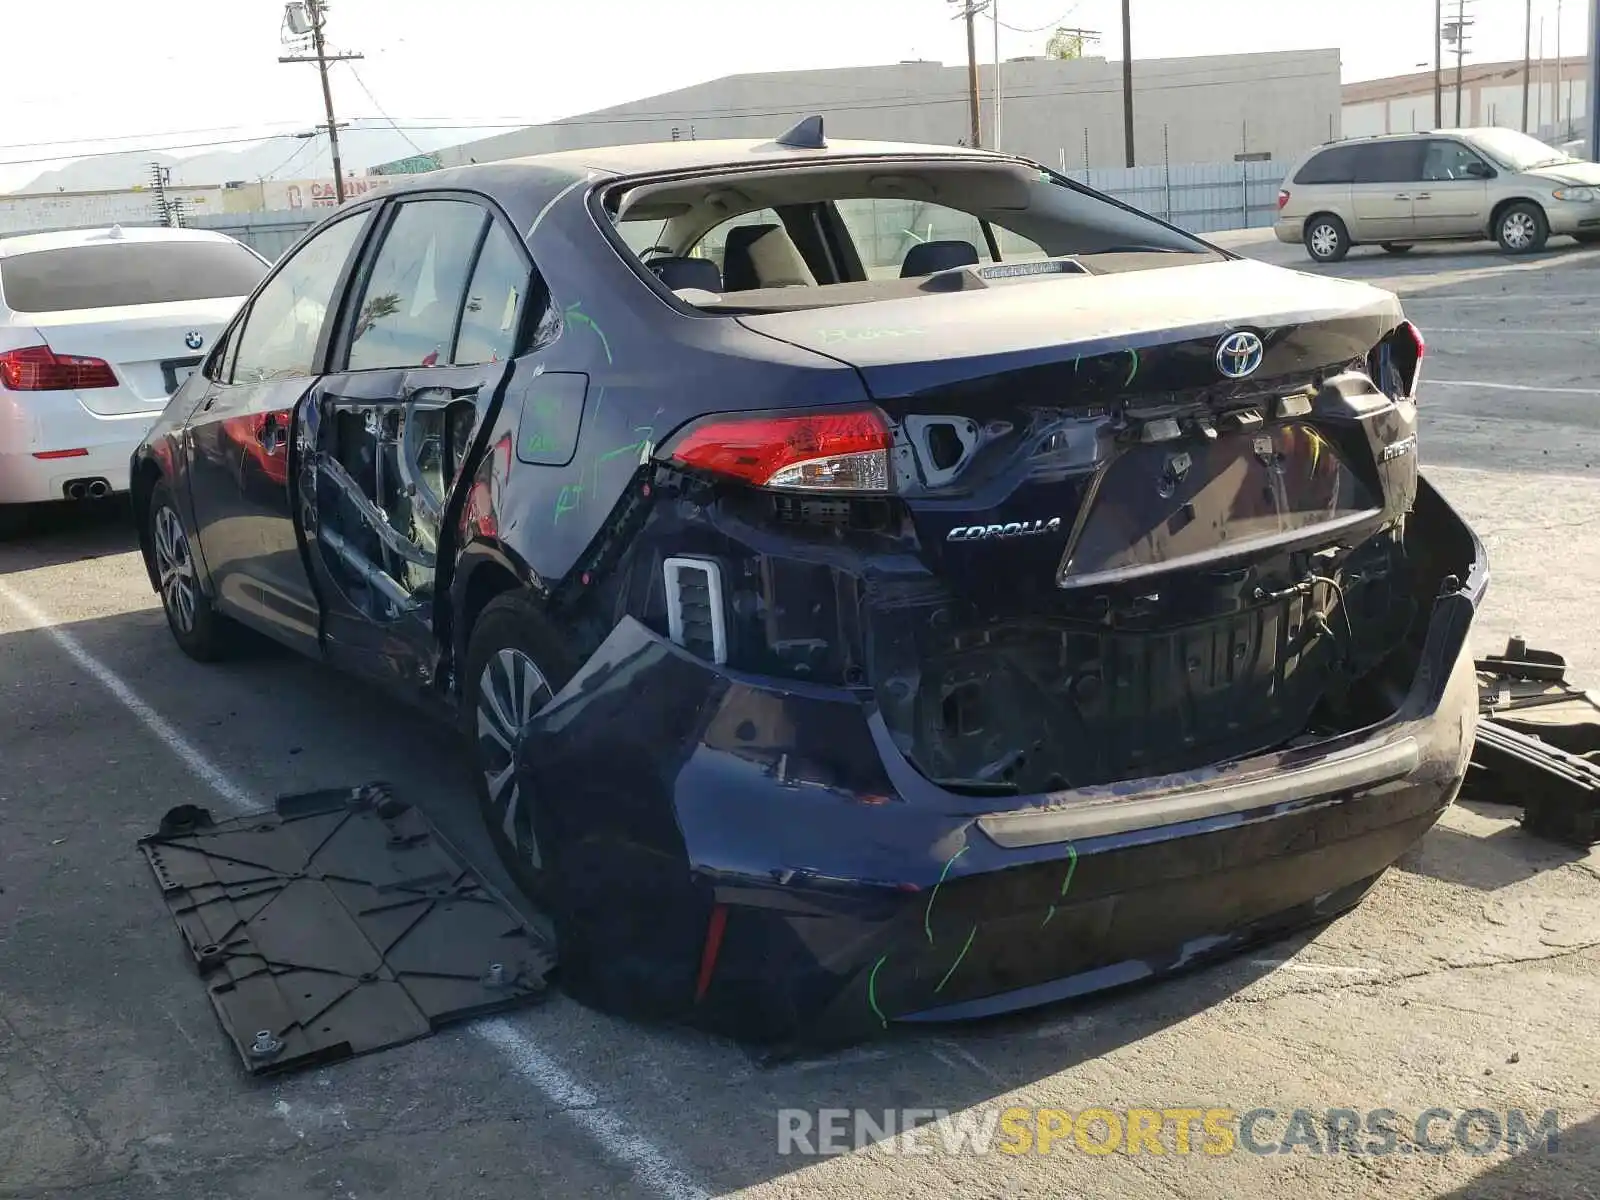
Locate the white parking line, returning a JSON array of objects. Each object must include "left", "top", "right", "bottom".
[
  {"left": 0, "top": 575, "right": 711, "bottom": 1200},
  {"left": 1427, "top": 379, "right": 1600, "bottom": 395}
]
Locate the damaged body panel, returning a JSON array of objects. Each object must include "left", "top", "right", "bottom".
[{"left": 131, "top": 130, "right": 1485, "bottom": 1050}]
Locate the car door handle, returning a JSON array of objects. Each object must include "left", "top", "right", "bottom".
[
  {"left": 1394, "top": 193, "right": 1411, "bottom": 200},
  {"left": 1415, "top": 192, "right": 1432, "bottom": 200}
]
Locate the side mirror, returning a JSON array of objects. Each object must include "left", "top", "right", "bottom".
[{"left": 1464, "top": 161, "right": 1495, "bottom": 179}]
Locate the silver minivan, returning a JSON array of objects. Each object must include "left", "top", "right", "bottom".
[{"left": 1276, "top": 127, "right": 1600, "bottom": 262}]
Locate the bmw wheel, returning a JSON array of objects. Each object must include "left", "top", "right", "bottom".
[
  {"left": 462, "top": 591, "right": 575, "bottom": 901},
  {"left": 1496, "top": 202, "right": 1549, "bottom": 254},
  {"left": 147, "top": 480, "right": 238, "bottom": 661},
  {"left": 1304, "top": 214, "right": 1350, "bottom": 263}
]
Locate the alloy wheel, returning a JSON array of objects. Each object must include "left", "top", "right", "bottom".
[
  {"left": 1502, "top": 211, "right": 1537, "bottom": 250},
  {"left": 152, "top": 505, "right": 197, "bottom": 635},
  {"left": 475, "top": 647, "right": 553, "bottom": 868},
  {"left": 1309, "top": 223, "right": 1339, "bottom": 259}
]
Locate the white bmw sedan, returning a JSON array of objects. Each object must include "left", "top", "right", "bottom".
[{"left": 0, "top": 225, "right": 268, "bottom": 529}]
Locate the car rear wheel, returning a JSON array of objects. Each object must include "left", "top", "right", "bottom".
[
  {"left": 1304, "top": 215, "right": 1350, "bottom": 263},
  {"left": 1496, "top": 203, "right": 1549, "bottom": 254},
  {"left": 1381, "top": 243, "right": 1414, "bottom": 254},
  {"left": 462, "top": 591, "right": 576, "bottom": 902},
  {"left": 148, "top": 481, "right": 238, "bottom": 662}
]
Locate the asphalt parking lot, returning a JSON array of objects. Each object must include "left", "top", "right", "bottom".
[{"left": 4, "top": 233, "right": 1600, "bottom": 1200}]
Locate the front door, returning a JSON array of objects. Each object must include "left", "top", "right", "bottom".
[
  {"left": 185, "top": 209, "right": 373, "bottom": 654},
  {"left": 298, "top": 195, "right": 531, "bottom": 694},
  {"left": 1413, "top": 139, "right": 1493, "bottom": 239},
  {"left": 1349, "top": 140, "right": 1425, "bottom": 243}
]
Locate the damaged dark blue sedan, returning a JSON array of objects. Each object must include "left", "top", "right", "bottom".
[{"left": 132, "top": 118, "right": 1486, "bottom": 1049}]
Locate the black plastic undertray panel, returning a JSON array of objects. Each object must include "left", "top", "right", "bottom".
[{"left": 138, "top": 783, "right": 554, "bottom": 1076}]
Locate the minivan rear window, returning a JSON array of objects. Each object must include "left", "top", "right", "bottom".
[
  {"left": 0, "top": 240, "right": 268, "bottom": 314},
  {"left": 1293, "top": 145, "right": 1360, "bottom": 185}
]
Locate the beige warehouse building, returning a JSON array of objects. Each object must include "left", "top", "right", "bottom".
[{"left": 387, "top": 50, "right": 1341, "bottom": 174}]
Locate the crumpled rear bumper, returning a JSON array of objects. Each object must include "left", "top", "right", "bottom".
[{"left": 516, "top": 478, "right": 1486, "bottom": 1049}]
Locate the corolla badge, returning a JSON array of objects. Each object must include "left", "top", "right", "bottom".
[
  {"left": 1215, "top": 330, "right": 1264, "bottom": 379},
  {"left": 947, "top": 517, "right": 1063, "bottom": 542},
  {"left": 184, "top": 331, "right": 205, "bottom": 351}
]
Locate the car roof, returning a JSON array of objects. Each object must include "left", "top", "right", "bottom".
[
  {"left": 0, "top": 225, "right": 244, "bottom": 260},
  {"left": 401, "top": 136, "right": 1011, "bottom": 201}
]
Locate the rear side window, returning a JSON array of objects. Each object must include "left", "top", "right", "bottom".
[
  {"left": 0, "top": 240, "right": 267, "bottom": 314},
  {"left": 346, "top": 199, "right": 487, "bottom": 372},
  {"left": 1353, "top": 141, "right": 1424, "bottom": 184},
  {"left": 1293, "top": 146, "right": 1360, "bottom": 185},
  {"left": 454, "top": 221, "right": 530, "bottom": 366}
]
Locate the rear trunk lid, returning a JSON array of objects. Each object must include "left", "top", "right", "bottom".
[
  {"left": 737, "top": 258, "right": 1423, "bottom": 793},
  {"left": 29, "top": 298, "right": 241, "bottom": 415}
]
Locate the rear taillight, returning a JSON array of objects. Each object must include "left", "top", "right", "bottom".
[
  {"left": 662, "top": 407, "right": 892, "bottom": 492},
  {"left": 1277, "top": 189, "right": 1290, "bottom": 210},
  {"left": 0, "top": 345, "right": 118, "bottom": 391}
]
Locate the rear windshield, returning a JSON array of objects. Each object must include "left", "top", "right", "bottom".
[
  {"left": 605, "top": 159, "right": 1223, "bottom": 314},
  {"left": 0, "top": 240, "right": 268, "bottom": 314}
]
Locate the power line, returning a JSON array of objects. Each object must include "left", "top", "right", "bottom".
[
  {"left": 259, "top": 131, "right": 322, "bottom": 181},
  {"left": 0, "top": 64, "right": 1332, "bottom": 171},
  {"left": 995, "top": 5, "right": 1081, "bottom": 34},
  {"left": 344, "top": 65, "right": 428, "bottom": 157}
]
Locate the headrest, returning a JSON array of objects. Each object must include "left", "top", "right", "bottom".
[
  {"left": 900, "top": 239, "right": 981, "bottom": 278},
  {"left": 721, "top": 223, "right": 780, "bottom": 292},
  {"left": 646, "top": 256, "right": 723, "bottom": 294}
]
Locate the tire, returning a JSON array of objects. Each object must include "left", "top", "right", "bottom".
[
  {"left": 1496, "top": 202, "right": 1549, "bottom": 254},
  {"left": 146, "top": 480, "right": 239, "bottom": 662},
  {"left": 1304, "top": 214, "right": 1350, "bottom": 263},
  {"left": 1381, "top": 243, "right": 1414, "bottom": 254},
  {"left": 461, "top": 590, "right": 577, "bottom": 902}
]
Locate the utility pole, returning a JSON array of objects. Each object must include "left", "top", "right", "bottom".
[
  {"left": 1523, "top": 0, "right": 1533, "bottom": 131},
  {"left": 1442, "top": 0, "right": 1472, "bottom": 126},
  {"left": 948, "top": 1, "right": 988, "bottom": 148},
  {"left": 1440, "top": 0, "right": 1452, "bottom": 127},
  {"left": 279, "top": 1, "right": 363, "bottom": 204},
  {"left": 1555, "top": 0, "right": 1565, "bottom": 136},
  {"left": 1121, "top": 0, "right": 1134, "bottom": 167}
]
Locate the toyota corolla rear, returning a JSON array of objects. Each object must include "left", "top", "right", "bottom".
[
  {"left": 0, "top": 229, "right": 266, "bottom": 507},
  {"left": 512, "top": 153, "right": 1485, "bottom": 1048}
]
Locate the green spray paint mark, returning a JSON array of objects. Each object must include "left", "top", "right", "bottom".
[
  {"left": 1039, "top": 843, "right": 1079, "bottom": 929},
  {"left": 596, "top": 425, "right": 655, "bottom": 464},
  {"left": 867, "top": 955, "right": 889, "bottom": 1029},
  {"left": 924, "top": 844, "right": 969, "bottom": 945},
  {"left": 564, "top": 303, "right": 613, "bottom": 364},
  {"left": 552, "top": 483, "right": 583, "bottom": 524},
  {"left": 935, "top": 925, "right": 978, "bottom": 993},
  {"left": 1123, "top": 348, "right": 1140, "bottom": 387}
]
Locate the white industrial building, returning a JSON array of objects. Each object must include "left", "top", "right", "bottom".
[
  {"left": 388, "top": 51, "right": 1341, "bottom": 174},
  {"left": 1341, "top": 58, "right": 1590, "bottom": 143}
]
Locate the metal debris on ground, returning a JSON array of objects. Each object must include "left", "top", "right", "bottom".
[
  {"left": 138, "top": 783, "right": 555, "bottom": 1076},
  {"left": 1468, "top": 636, "right": 1600, "bottom": 846}
]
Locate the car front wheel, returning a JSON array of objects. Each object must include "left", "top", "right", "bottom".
[
  {"left": 462, "top": 591, "right": 576, "bottom": 902},
  {"left": 1304, "top": 215, "right": 1350, "bottom": 263},
  {"left": 147, "top": 481, "right": 238, "bottom": 661},
  {"left": 1496, "top": 203, "right": 1549, "bottom": 253}
]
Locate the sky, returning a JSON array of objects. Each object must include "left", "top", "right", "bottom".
[{"left": 2, "top": 0, "right": 1592, "bottom": 191}]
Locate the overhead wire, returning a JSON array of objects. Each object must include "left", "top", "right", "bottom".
[
  {"left": 2, "top": 52, "right": 1329, "bottom": 170},
  {"left": 343, "top": 65, "right": 429, "bottom": 157}
]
